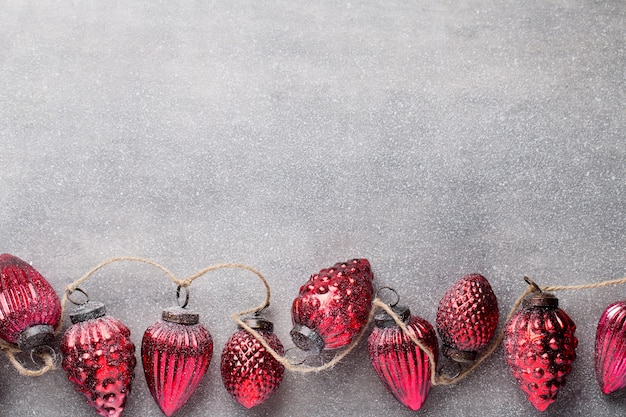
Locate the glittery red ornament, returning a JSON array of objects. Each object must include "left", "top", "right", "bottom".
[
  {"left": 504, "top": 291, "right": 577, "bottom": 412},
  {"left": 221, "top": 317, "right": 285, "bottom": 408},
  {"left": 368, "top": 305, "right": 438, "bottom": 411},
  {"left": 595, "top": 300, "right": 626, "bottom": 394},
  {"left": 436, "top": 273, "right": 499, "bottom": 362},
  {"left": 142, "top": 307, "right": 213, "bottom": 416},
  {"left": 0, "top": 253, "right": 61, "bottom": 351},
  {"left": 290, "top": 258, "right": 374, "bottom": 354},
  {"left": 61, "top": 302, "right": 136, "bottom": 417}
]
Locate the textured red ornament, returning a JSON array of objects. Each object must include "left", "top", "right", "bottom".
[
  {"left": 368, "top": 306, "right": 438, "bottom": 410},
  {"left": 436, "top": 273, "right": 499, "bottom": 362},
  {"left": 0, "top": 253, "right": 61, "bottom": 351},
  {"left": 503, "top": 291, "right": 577, "bottom": 412},
  {"left": 61, "top": 302, "right": 136, "bottom": 417},
  {"left": 595, "top": 300, "right": 626, "bottom": 394},
  {"left": 290, "top": 258, "right": 374, "bottom": 354},
  {"left": 221, "top": 317, "right": 285, "bottom": 408},
  {"left": 142, "top": 307, "right": 213, "bottom": 416}
]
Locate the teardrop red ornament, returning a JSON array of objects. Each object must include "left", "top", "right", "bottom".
[
  {"left": 503, "top": 291, "right": 577, "bottom": 411},
  {"left": 221, "top": 317, "right": 285, "bottom": 408},
  {"left": 142, "top": 307, "right": 213, "bottom": 416},
  {"left": 290, "top": 258, "right": 374, "bottom": 354},
  {"left": 368, "top": 305, "right": 438, "bottom": 410},
  {"left": 595, "top": 300, "right": 626, "bottom": 394},
  {"left": 436, "top": 273, "right": 499, "bottom": 363},
  {"left": 0, "top": 253, "right": 61, "bottom": 351},
  {"left": 61, "top": 301, "right": 136, "bottom": 417}
]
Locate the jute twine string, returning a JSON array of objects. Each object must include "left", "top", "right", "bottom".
[{"left": 2, "top": 255, "right": 625, "bottom": 383}]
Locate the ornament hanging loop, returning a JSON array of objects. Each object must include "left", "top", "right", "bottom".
[
  {"left": 524, "top": 276, "right": 542, "bottom": 293},
  {"left": 376, "top": 286, "right": 400, "bottom": 307},
  {"left": 176, "top": 285, "right": 190, "bottom": 309},
  {"left": 66, "top": 287, "right": 90, "bottom": 306}
]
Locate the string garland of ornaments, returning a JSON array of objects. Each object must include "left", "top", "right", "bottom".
[{"left": 0, "top": 253, "right": 625, "bottom": 415}]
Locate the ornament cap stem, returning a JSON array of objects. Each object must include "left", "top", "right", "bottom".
[
  {"left": 70, "top": 301, "right": 106, "bottom": 323},
  {"left": 374, "top": 305, "right": 411, "bottom": 328},
  {"left": 242, "top": 316, "right": 274, "bottom": 332},
  {"left": 523, "top": 292, "right": 559, "bottom": 308},
  {"left": 162, "top": 306, "right": 200, "bottom": 325},
  {"left": 442, "top": 345, "right": 478, "bottom": 363},
  {"left": 290, "top": 324, "right": 325, "bottom": 355},
  {"left": 17, "top": 324, "right": 54, "bottom": 351}
]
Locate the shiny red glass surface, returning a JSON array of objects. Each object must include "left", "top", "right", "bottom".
[
  {"left": 0, "top": 253, "right": 61, "bottom": 346},
  {"left": 291, "top": 258, "right": 374, "bottom": 350},
  {"left": 221, "top": 328, "right": 285, "bottom": 408},
  {"left": 503, "top": 295, "right": 577, "bottom": 412},
  {"left": 142, "top": 319, "right": 213, "bottom": 416},
  {"left": 595, "top": 300, "right": 626, "bottom": 394},
  {"left": 61, "top": 315, "right": 136, "bottom": 417},
  {"left": 368, "top": 315, "right": 438, "bottom": 411},
  {"left": 436, "top": 273, "right": 499, "bottom": 356}
]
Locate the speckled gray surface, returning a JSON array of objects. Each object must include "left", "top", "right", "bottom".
[{"left": 1, "top": 1, "right": 625, "bottom": 416}]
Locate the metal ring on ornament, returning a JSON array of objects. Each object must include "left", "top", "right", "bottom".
[
  {"left": 176, "top": 285, "right": 190, "bottom": 309},
  {"left": 437, "top": 358, "right": 462, "bottom": 379},
  {"left": 524, "top": 276, "right": 542, "bottom": 293},
  {"left": 66, "top": 287, "right": 90, "bottom": 306},
  {"left": 376, "top": 286, "right": 400, "bottom": 307},
  {"left": 30, "top": 345, "right": 58, "bottom": 367}
]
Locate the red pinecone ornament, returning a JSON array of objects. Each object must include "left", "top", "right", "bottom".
[
  {"left": 595, "top": 300, "right": 626, "bottom": 394},
  {"left": 61, "top": 302, "right": 136, "bottom": 417},
  {"left": 368, "top": 306, "right": 438, "bottom": 410},
  {"left": 436, "top": 273, "right": 499, "bottom": 362},
  {"left": 142, "top": 307, "right": 213, "bottom": 416},
  {"left": 504, "top": 291, "right": 577, "bottom": 412},
  {"left": 0, "top": 253, "right": 61, "bottom": 351},
  {"left": 221, "top": 317, "right": 285, "bottom": 408},
  {"left": 291, "top": 258, "right": 374, "bottom": 354}
]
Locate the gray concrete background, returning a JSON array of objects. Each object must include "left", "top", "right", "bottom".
[{"left": 0, "top": 1, "right": 624, "bottom": 416}]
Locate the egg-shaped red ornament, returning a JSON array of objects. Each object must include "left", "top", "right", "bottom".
[
  {"left": 503, "top": 291, "right": 577, "bottom": 412},
  {"left": 221, "top": 317, "right": 285, "bottom": 408},
  {"left": 436, "top": 273, "right": 499, "bottom": 363},
  {"left": 0, "top": 253, "right": 61, "bottom": 351},
  {"left": 290, "top": 258, "right": 374, "bottom": 354},
  {"left": 368, "top": 305, "right": 438, "bottom": 410},
  {"left": 61, "top": 301, "right": 136, "bottom": 417},
  {"left": 142, "top": 307, "right": 213, "bottom": 416},
  {"left": 595, "top": 300, "right": 626, "bottom": 394}
]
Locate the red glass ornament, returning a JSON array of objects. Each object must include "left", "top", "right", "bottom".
[
  {"left": 290, "top": 258, "right": 374, "bottom": 354},
  {"left": 142, "top": 307, "right": 213, "bottom": 416},
  {"left": 221, "top": 317, "right": 285, "bottom": 408},
  {"left": 595, "top": 300, "right": 626, "bottom": 394},
  {"left": 436, "top": 273, "right": 499, "bottom": 362},
  {"left": 61, "top": 301, "right": 136, "bottom": 417},
  {"left": 503, "top": 291, "right": 577, "bottom": 412},
  {"left": 0, "top": 253, "right": 61, "bottom": 351},
  {"left": 368, "top": 305, "right": 438, "bottom": 410}
]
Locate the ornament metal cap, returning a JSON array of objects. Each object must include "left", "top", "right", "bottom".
[
  {"left": 290, "top": 324, "right": 325, "bottom": 355},
  {"left": 241, "top": 316, "right": 274, "bottom": 332},
  {"left": 374, "top": 305, "right": 411, "bottom": 328},
  {"left": 162, "top": 306, "right": 200, "bottom": 325},
  {"left": 442, "top": 345, "right": 478, "bottom": 363},
  {"left": 69, "top": 301, "right": 106, "bottom": 324},
  {"left": 17, "top": 324, "right": 54, "bottom": 351},
  {"left": 523, "top": 292, "right": 559, "bottom": 308}
]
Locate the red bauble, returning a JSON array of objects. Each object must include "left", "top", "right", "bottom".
[
  {"left": 290, "top": 258, "right": 374, "bottom": 354},
  {"left": 221, "top": 317, "right": 285, "bottom": 408},
  {"left": 595, "top": 300, "right": 626, "bottom": 394},
  {"left": 0, "top": 253, "right": 61, "bottom": 351},
  {"left": 368, "top": 306, "right": 438, "bottom": 410},
  {"left": 503, "top": 291, "right": 577, "bottom": 412},
  {"left": 436, "top": 273, "right": 499, "bottom": 362},
  {"left": 61, "top": 302, "right": 136, "bottom": 417},
  {"left": 142, "top": 307, "right": 213, "bottom": 416}
]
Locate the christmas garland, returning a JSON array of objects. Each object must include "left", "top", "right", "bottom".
[{"left": 0, "top": 253, "right": 625, "bottom": 416}]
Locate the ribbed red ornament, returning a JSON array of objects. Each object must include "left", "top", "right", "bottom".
[
  {"left": 221, "top": 317, "right": 285, "bottom": 408},
  {"left": 290, "top": 258, "right": 374, "bottom": 354},
  {"left": 503, "top": 291, "right": 577, "bottom": 412},
  {"left": 61, "top": 302, "right": 136, "bottom": 417},
  {"left": 595, "top": 300, "right": 626, "bottom": 394},
  {"left": 142, "top": 307, "right": 213, "bottom": 416},
  {"left": 436, "top": 273, "right": 499, "bottom": 363},
  {"left": 368, "top": 306, "right": 438, "bottom": 410},
  {"left": 0, "top": 253, "right": 61, "bottom": 351}
]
